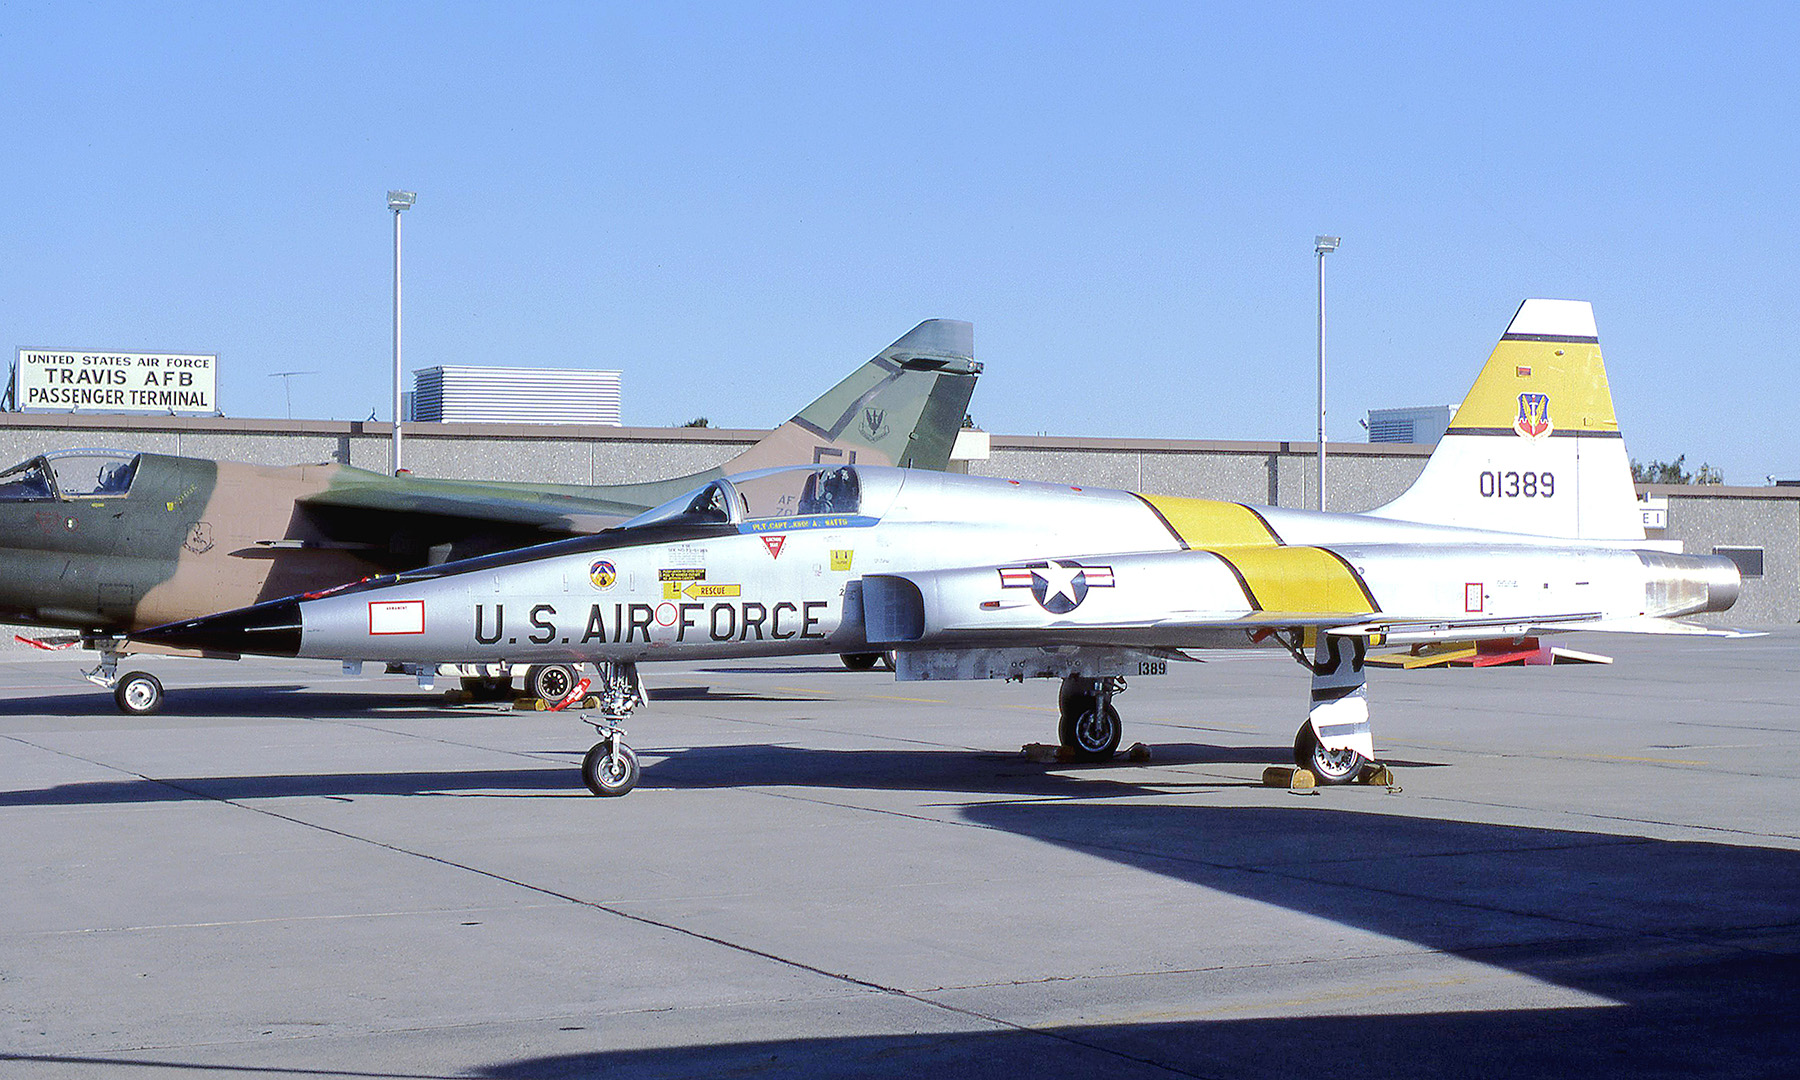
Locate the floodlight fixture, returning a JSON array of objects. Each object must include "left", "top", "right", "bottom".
[
  {"left": 388, "top": 190, "right": 417, "bottom": 212},
  {"left": 1315, "top": 235, "right": 1340, "bottom": 255}
]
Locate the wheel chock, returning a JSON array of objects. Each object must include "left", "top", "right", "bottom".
[
  {"left": 1262, "top": 766, "right": 1315, "bottom": 790},
  {"left": 514, "top": 695, "right": 603, "bottom": 712},
  {"left": 443, "top": 689, "right": 476, "bottom": 704},
  {"left": 1358, "top": 764, "right": 1397, "bottom": 786},
  {"left": 1122, "top": 742, "right": 1152, "bottom": 762}
]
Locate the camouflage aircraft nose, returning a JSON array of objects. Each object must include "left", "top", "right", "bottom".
[{"left": 130, "top": 598, "right": 304, "bottom": 657}]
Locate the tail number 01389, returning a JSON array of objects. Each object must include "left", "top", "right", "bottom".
[{"left": 1479, "top": 471, "right": 1554, "bottom": 498}]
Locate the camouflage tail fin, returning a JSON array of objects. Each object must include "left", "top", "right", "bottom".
[
  {"left": 1369, "top": 299, "right": 1644, "bottom": 540},
  {"left": 719, "top": 320, "right": 980, "bottom": 474}
]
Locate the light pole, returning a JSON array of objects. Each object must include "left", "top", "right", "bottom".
[
  {"left": 388, "top": 190, "right": 416, "bottom": 475},
  {"left": 1314, "top": 234, "right": 1340, "bottom": 511}
]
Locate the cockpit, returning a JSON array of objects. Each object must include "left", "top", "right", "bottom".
[
  {"left": 620, "top": 465, "right": 899, "bottom": 531},
  {"left": 0, "top": 449, "right": 142, "bottom": 502}
]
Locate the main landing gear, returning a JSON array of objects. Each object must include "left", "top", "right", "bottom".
[
  {"left": 1056, "top": 675, "right": 1125, "bottom": 761},
  {"left": 1275, "top": 631, "right": 1376, "bottom": 785},
  {"left": 83, "top": 644, "right": 165, "bottom": 716},
  {"left": 579, "top": 661, "right": 646, "bottom": 797}
]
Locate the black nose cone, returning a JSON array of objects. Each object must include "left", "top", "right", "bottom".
[{"left": 131, "top": 598, "right": 303, "bottom": 658}]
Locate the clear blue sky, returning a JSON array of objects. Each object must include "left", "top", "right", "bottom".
[{"left": 3, "top": 2, "right": 1794, "bottom": 482}]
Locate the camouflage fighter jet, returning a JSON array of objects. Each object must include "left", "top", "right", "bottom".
[
  {"left": 136, "top": 301, "right": 1744, "bottom": 795},
  {"left": 2, "top": 319, "right": 978, "bottom": 710}
]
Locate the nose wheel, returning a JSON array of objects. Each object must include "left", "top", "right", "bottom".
[{"left": 581, "top": 734, "right": 640, "bottom": 796}]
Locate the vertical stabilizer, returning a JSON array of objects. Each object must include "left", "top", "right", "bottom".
[
  {"left": 1368, "top": 300, "right": 1644, "bottom": 540},
  {"left": 719, "top": 319, "right": 980, "bottom": 474}
]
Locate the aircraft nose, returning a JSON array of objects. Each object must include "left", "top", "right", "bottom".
[{"left": 130, "top": 598, "right": 303, "bottom": 658}]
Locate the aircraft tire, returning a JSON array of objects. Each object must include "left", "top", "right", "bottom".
[
  {"left": 114, "top": 671, "right": 165, "bottom": 716},
  {"left": 840, "top": 653, "right": 881, "bottom": 671},
  {"left": 1294, "top": 722, "right": 1366, "bottom": 785},
  {"left": 525, "top": 664, "right": 579, "bottom": 703},
  {"left": 582, "top": 742, "right": 640, "bottom": 797},
  {"left": 1059, "top": 703, "right": 1121, "bottom": 761}
]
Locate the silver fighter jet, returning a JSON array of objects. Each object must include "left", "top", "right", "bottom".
[{"left": 135, "top": 300, "right": 1744, "bottom": 795}]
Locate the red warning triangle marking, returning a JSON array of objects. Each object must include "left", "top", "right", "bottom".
[{"left": 762, "top": 535, "right": 786, "bottom": 559}]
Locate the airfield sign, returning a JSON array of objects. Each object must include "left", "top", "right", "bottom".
[{"left": 14, "top": 349, "right": 219, "bottom": 415}]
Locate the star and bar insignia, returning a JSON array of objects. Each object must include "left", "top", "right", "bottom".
[{"left": 998, "top": 559, "right": 1114, "bottom": 614}]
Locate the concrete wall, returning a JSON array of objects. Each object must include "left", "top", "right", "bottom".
[
  {"left": 3, "top": 413, "right": 1792, "bottom": 624},
  {"left": 1642, "top": 485, "right": 1800, "bottom": 626}
]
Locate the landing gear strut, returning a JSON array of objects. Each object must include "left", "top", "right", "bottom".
[
  {"left": 1057, "top": 675, "right": 1124, "bottom": 761},
  {"left": 83, "top": 644, "right": 166, "bottom": 717},
  {"left": 1275, "top": 631, "right": 1375, "bottom": 785},
  {"left": 580, "top": 661, "right": 645, "bottom": 796}
]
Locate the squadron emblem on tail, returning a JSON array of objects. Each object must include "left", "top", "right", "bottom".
[{"left": 1514, "top": 392, "right": 1553, "bottom": 440}]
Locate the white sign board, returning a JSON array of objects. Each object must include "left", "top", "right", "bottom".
[{"left": 15, "top": 349, "right": 218, "bottom": 414}]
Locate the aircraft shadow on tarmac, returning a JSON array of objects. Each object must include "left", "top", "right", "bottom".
[
  {"left": 0, "top": 739, "right": 1456, "bottom": 806},
  {"left": 479, "top": 806, "right": 1800, "bottom": 1078},
  {"left": 0, "top": 682, "right": 820, "bottom": 719},
  {"left": 0, "top": 742, "right": 1275, "bottom": 806},
  {"left": 0, "top": 686, "right": 442, "bottom": 719},
  {"left": 6, "top": 807, "right": 1790, "bottom": 1078}
]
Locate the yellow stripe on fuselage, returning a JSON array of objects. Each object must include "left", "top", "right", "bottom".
[
  {"left": 1450, "top": 338, "right": 1618, "bottom": 432},
  {"left": 1213, "top": 545, "right": 1378, "bottom": 615},
  {"left": 1134, "top": 494, "right": 1374, "bottom": 615},
  {"left": 1137, "top": 495, "right": 1279, "bottom": 549}
]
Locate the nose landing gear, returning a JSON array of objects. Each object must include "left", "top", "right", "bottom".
[{"left": 579, "top": 661, "right": 647, "bottom": 796}]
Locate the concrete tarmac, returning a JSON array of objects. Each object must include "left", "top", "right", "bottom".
[{"left": 0, "top": 631, "right": 1796, "bottom": 1078}]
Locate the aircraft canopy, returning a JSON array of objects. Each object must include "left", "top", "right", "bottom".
[{"left": 0, "top": 450, "right": 141, "bottom": 501}]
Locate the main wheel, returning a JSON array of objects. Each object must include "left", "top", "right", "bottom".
[
  {"left": 1294, "top": 722, "right": 1367, "bottom": 785},
  {"left": 114, "top": 671, "right": 164, "bottom": 716},
  {"left": 581, "top": 742, "right": 641, "bottom": 796},
  {"left": 1059, "top": 703, "right": 1121, "bottom": 761},
  {"left": 840, "top": 653, "right": 881, "bottom": 671},
  {"left": 525, "top": 664, "right": 579, "bottom": 703}
]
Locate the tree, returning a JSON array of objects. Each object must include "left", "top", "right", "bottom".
[
  {"left": 1631, "top": 455, "right": 1724, "bottom": 485},
  {"left": 681, "top": 417, "right": 710, "bottom": 428}
]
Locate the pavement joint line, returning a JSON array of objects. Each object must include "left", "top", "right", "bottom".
[
  {"left": 21, "top": 903, "right": 560, "bottom": 938},
  {"left": 1409, "top": 793, "right": 1800, "bottom": 845},
  {"left": 919, "top": 945, "right": 1496, "bottom": 994},
  {"left": 7, "top": 737, "right": 1219, "bottom": 1080},
  {"left": 1379, "top": 738, "right": 1788, "bottom": 781},
  {"left": 19, "top": 987, "right": 906, "bottom": 1065},
  {"left": 0, "top": 1053, "right": 467, "bottom": 1079},
  {"left": 1671, "top": 718, "right": 1800, "bottom": 734}
]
